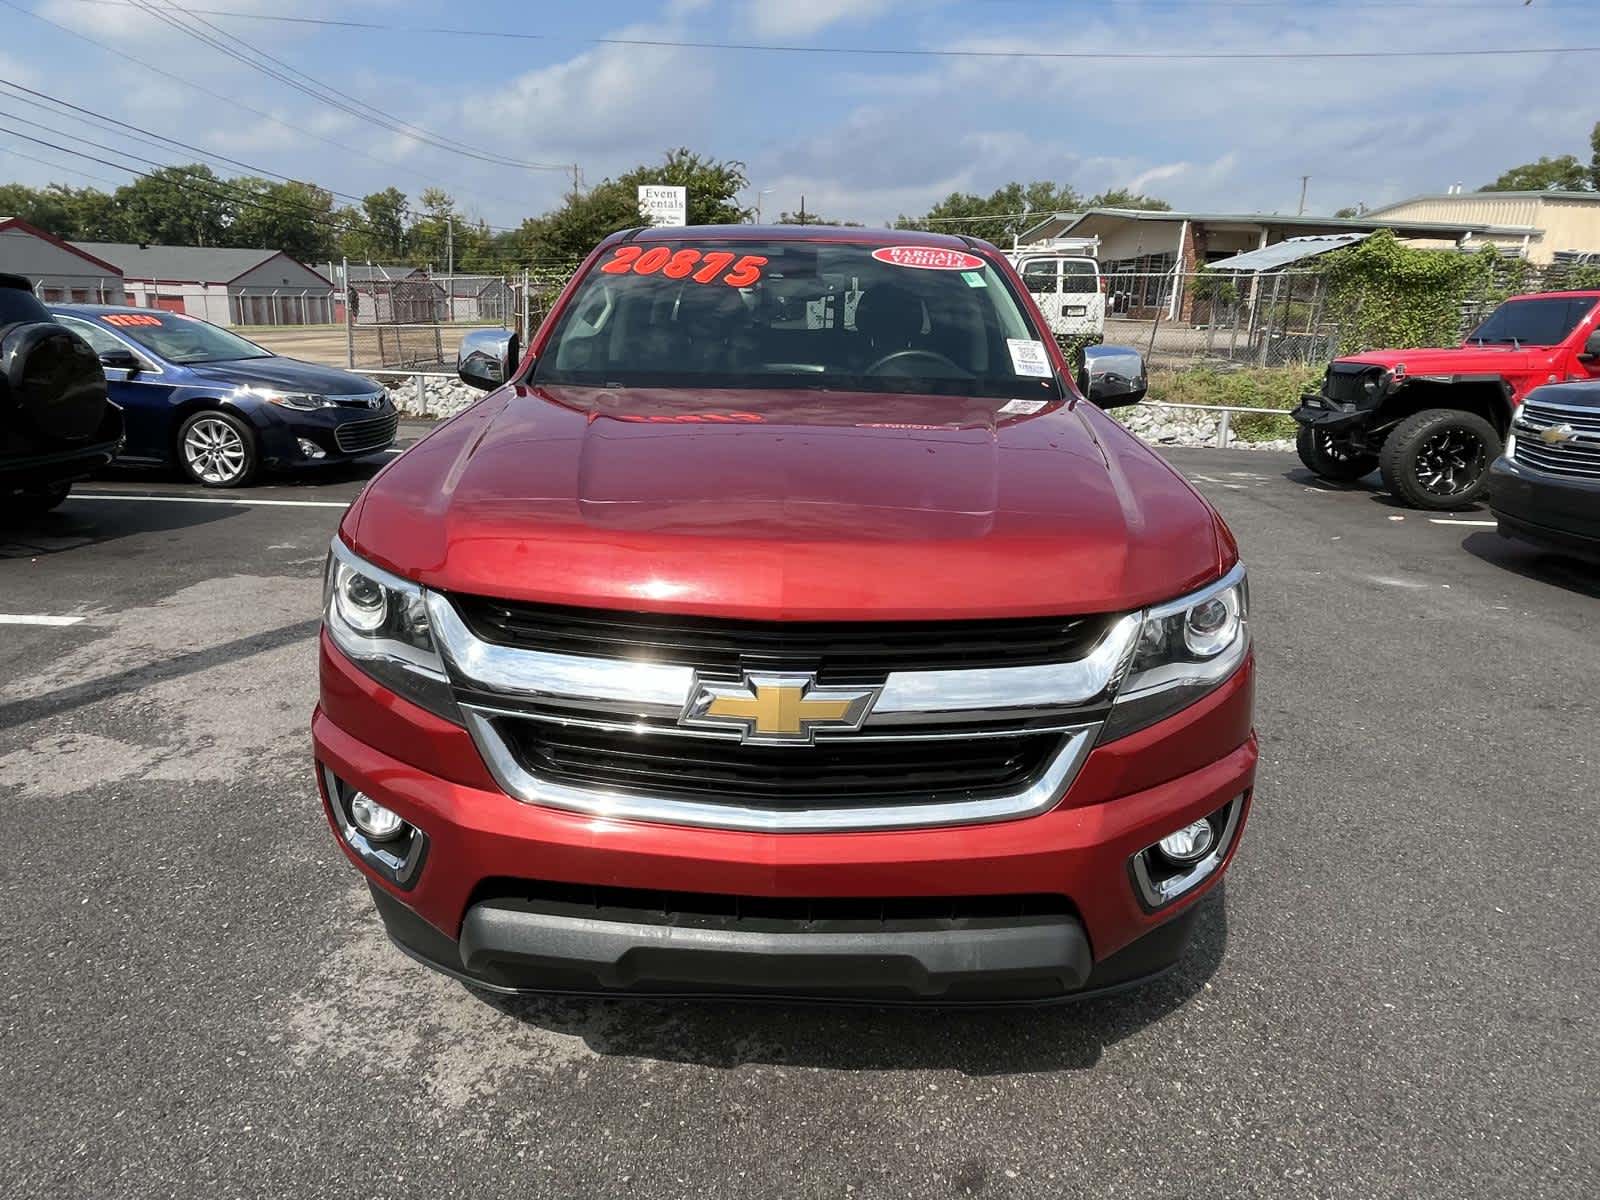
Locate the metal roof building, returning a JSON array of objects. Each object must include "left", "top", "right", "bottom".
[{"left": 72, "top": 241, "right": 335, "bottom": 325}]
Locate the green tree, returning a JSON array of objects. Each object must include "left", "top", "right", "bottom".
[
  {"left": 111, "top": 164, "right": 231, "bottom": 245},
  {"left": 896, "top": 180, "right": 1083, "bottom": 247},
  {"left": 228, "top": 177, "right": 336, "bottom": 260},
  {"left": 1085, "top": 188, "right": 1172, "bottom": 211},
  {"left": 525, "top": 148, "right": 752, "bottom": 261},
  {"left": 775, "top": 210, "right": 860, "bottom": 226},
  {"left": 0, "top": 183, "right": 76, "bottom": 236},
  {"left": 356, "top": 187, "right": 409, "bottom": 259},
  {"left": 1482, "top": 153, "right": 1591, "bottom": 192},
  {"left": 59, "top": 185, "right": 119, "bottom": 240}
]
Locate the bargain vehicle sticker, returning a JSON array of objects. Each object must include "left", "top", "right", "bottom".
[
  {"left": 101, "top": 314, "right": 163, "bottom": 327},
  {"left": 598, "top": 245, "right": 768, "bottom": 286},
  {"left": 1006, "top": 338, "right": 1053, "bottom": 378},
  {"left": 870, "top": 246, "right": 986, "bottom": 271}
]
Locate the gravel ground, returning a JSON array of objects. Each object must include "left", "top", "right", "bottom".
[{"left": 1, "top": 440, "right": 1595, "bottom": 1199}]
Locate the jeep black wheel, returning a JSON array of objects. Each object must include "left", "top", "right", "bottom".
[
  {"left": 1295, "top": 426, "right": 1377, "bottom": 482},
  {"left": 1378, "top": 408, "right": 1500, "bottom": 510}
]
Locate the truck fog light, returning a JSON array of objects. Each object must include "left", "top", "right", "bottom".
[
  {"left": 297, "top": 438, "right": 326, "bottom": 459},
  {"left": 1158, "top": 818, "right": 1215, "bottom": 863},
  {"left": 349, "top": 792, "right": 404, "bottom": 840}
]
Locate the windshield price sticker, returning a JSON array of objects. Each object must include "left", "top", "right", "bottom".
[
  {"left": 599, "top": 246, "right": 768, "bottom": 286},
  {"left": 1006, "top": 339, "right": 1053, "bottom": 378},
  {"left": 102, "top": 314, "right": 162, "bottom": 327},
  {"left": 871, "top": 247, "right": 987, "bottom": 271}
]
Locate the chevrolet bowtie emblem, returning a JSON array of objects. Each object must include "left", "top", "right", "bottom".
[
  {"left": 1539, "top": 422, "right": 1576, "bottom": 445},
  {"left": 681, "top": 672, "right": 879, "bottom": 744}
]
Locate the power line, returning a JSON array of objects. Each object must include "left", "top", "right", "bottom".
[
  {"left": 34, "top": 0, "right": 1597, "bottom": 60},
  {"left": 126, "top": 0, "right": 571, "bottom": 173},
  {"left": 0, "top": 0, "right": 539, "bottom": 214},
  {"left": 0, "top": 82, "right": 369, "bottom": 207}
]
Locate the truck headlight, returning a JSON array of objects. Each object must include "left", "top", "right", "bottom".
[
  {"left": 1101, "top": 564, "right": 1249, "bottom": 742},
  {"left": 324, "top": 538, "right": 460, "bottom": 722}
]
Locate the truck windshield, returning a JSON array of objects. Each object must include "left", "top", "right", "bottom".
[
  {"left": 1466, "top": 296, "right": 1597, "bottom": 347},
  {"left": 534, "top": 239, "right": 1061, "bottom": 400}
]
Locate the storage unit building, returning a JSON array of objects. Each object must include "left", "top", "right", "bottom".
[
  {"left": 71, "top": 242, "right": 336, "bottom": 325},
  {"left": 0, "top": 217, "right": 125, "bottom": 303}
]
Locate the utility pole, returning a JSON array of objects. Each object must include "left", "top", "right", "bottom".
[
  {"left": 798, "top": 195, "right": 808, "bottom": 226},
  {"left": 1297, "top": 175, "right": 1310, "bottom": 217},
  {"left": 446, "top": 214, "right": 454, "bottom": 278},
  {"left": 571, "top": 164, "right": 582, "bottom": 203}
]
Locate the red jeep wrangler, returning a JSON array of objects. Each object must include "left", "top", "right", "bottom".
[{"left": 1291, "top": 291, "right": 1600, "bottom": 509}]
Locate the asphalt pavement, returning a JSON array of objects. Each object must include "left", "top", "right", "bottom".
[{"left": 2, "top": 434, "right": 1596, "bottom": 1199}]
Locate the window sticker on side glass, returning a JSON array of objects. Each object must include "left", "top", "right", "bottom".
[{"left": 1006, "top": 338, "right": 1052, "bottom": 378}]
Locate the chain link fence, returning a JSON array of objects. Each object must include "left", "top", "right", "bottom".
[{"left": 341, "top": 263, "right": 583, "bottom": 370}]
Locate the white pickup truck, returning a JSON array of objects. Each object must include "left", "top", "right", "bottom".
[{"left": 1011, "top": 252, "right": 1105, "bottom": 352}]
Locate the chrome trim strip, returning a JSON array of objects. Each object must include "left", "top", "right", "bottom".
[
  {"left": 1519, "top": 397, "right": 1600, "bottom": 416},
  {"left": 431, "top": 591, "right": 1141, "bottom": 724},
  {"left": 868, "top": 613, "right": 1140, "bottom": 724},
  {"left": 1129, "top": 794, "right": 1244, "bottom": 910},
  {"left": 462, "top": 700, "right": 1088, "bottom": 743},
  {"left": 1143, "top": 561, "right": 1247, "bottom": 621},
  {"left": 460, "top": 709, "right": 1100, "bottom": 833},
  {"left": 428, "top": 592, "right": 691, "bottom": 716}
]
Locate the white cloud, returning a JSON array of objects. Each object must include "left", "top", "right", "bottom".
[
  {"left": 1126, "top": 162, "right": 1189, "bottom": 194},
  {"left": 742, "top": 0, "right": 898, "bottom": 39}
]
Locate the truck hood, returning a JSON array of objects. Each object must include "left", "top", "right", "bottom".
[
  {"left": 346, "top": 385, "right": 1229, "bottom": 621},
  {"left": 1337, "top": 345, "right": 1546, "bottom": 375}
]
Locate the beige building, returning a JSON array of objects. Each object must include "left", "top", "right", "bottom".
[{"left": 1364, "top": 191, "right": 1600, "bottom": 264}]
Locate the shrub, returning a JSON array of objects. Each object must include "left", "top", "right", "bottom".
[{"left": 1145, "top": 366, "right": 1320, "bottom": 442}]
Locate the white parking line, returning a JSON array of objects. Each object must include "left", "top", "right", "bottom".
[
  {"left": 0, "top": 614, "right": 85, "bottom": 626},
  {"left": 1429, "top": 519, "right": 1497, "bottom": 527},
  {"left": 70, "top": 493, "right": 350, "bottom": 509}
]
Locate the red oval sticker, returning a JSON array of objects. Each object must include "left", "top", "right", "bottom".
[{"left": 871, "top": 246, "right": 987, "bottom": 271}]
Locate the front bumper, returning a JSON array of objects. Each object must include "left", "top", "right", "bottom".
[
  {"left": 312, "top": 635, "right": 1257, "bottom": 1002},
  {"left": 1489, "top": 455, "right": 1600, "bottom": 559},
  {"left": 1291, "top": 394, "right": 1367, "bottom": 433},
  {"left": 251, "top": 401, "right": 398, "bottom": 468}
]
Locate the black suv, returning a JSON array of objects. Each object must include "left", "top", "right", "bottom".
[
  {"left": 0, "top": 272, "right": 123, "bottom": 517},
  {"left": 1489, "top": 381, "right": 1600, "bottom": 561}
]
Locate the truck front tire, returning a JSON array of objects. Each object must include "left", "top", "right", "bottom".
[
  {"left": 1378, "top": 408, "right": 1500, "bottom": 510},
  {"left": 1295, "top": 426, "right": 1377, "bottom": 482}
]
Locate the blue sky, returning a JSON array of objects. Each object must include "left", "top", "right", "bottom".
[{"left": 0, "top": 0, "right": 1591, "bottom": 232}]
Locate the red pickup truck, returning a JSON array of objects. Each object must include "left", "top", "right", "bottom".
[
  {"left": 312, "top": 227, "right": 1256, "bottom": 1003},
  {"left": 1292, "top": 290, "right": 1600, "bottom": 508}
]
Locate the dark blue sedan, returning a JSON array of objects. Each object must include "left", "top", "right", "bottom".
[{"left": 49, "top": 304, "right": 397, "bottom": 487}]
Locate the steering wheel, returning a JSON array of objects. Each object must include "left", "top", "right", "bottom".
[{"left": 862, "top": 348, "right": 968, "bottom": 377}]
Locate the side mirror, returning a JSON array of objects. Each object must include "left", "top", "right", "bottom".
[
  {"left": 1081, "top": 343, "right": 1147, "bottom": 408},
  {"left": 98, "top": 348, "right": 140, "bottom": 373},
  {"left": 1582, "top": 329, "right": 1600, "bottom": 360},
  {"left": 457, "top": 328, "right": 521, "bottom": 391}
]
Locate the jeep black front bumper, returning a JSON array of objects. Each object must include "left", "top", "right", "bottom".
[{"left": 1290, "top": 394, "right": 1368, "bottom": 434}]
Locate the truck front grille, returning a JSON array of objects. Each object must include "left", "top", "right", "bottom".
[
  {"left": 334, "top": 412, "right": 399, "bottom": 453},
  {"left": 452, "top": 596, "right": 1113, "bottom": 679},
  {"left": 1322, "top": 364, "right": 1381, "bottom": 407},
  {"left": 1513, "top": 398, "right": 1600, "bottom": 479},
  {"left": 492, "top": 716, "right": 1064, "bottom": 809}
]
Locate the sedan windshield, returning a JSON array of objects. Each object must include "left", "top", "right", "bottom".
[
  {"left": 90, "top": 311, "right": 274, "bottom": 364},
  {"left": 1467, "top": 296, "right": 1597, "bottom": 347},
  {"left": 534, "top": 239, "right": 1061, "bottom": 400}
]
